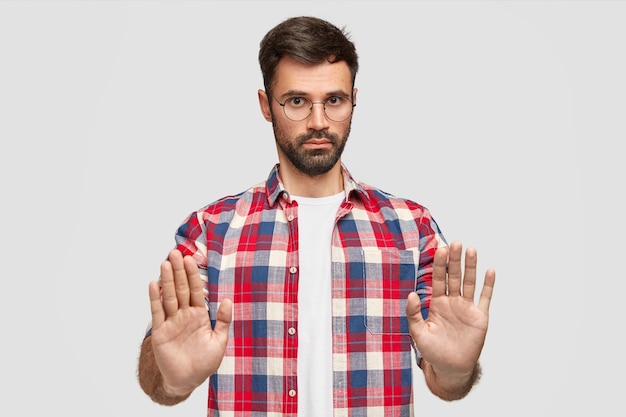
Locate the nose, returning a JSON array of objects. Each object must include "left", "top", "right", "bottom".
[{"left": 306, "top": 101, "right": 330, "bottom": 131}]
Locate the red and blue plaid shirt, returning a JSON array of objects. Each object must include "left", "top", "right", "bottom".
[{"left": 174, "top": 164, "right": 447, "bottom": 416}]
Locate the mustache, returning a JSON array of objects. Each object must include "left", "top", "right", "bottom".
[{"left": 296, "top": 130, "right": 339, "bottom": 145}]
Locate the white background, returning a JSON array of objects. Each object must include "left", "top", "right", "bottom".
[{"left": 1, "top": 1, "right": 623, "bottom": 416}]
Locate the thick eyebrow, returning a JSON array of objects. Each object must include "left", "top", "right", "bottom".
[{"left": 279, "top": 89, "right": 352, "bottom": 100}]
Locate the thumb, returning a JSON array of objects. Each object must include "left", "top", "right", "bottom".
[
  {"left": 406, "top": 291, "right": 425, "bottom": 328},
  {"left": 213, "top": 298, "right": 233, "bottom": 342}
]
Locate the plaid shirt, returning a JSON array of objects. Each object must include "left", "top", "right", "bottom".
[{"left": 175, "top": 164, "right": 447, "bottom": 417}]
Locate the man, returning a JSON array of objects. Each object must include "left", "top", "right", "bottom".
[{"left": 137, "top": 16, "right": 495, "bottom": 416}]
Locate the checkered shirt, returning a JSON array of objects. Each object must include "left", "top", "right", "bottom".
[{"left": 174, "top": 164, "right": 447, "bottom": 416}]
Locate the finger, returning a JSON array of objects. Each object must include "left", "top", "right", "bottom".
[
  {"left": 149, "top": 281, "right": 165, "bottom": 329},
  {"left": 432, "top": 246, "right": 449, "bottom": 297},
  {"left": 183, "top": 255, "right": 206, "bottom": 308},
  {"left": 462, "top": 247, "right": 478, "bottom": 302},
  {"left": 213, "top": 298, "right": 233, "bottom": 344},
  {"left": 446, "top": 241, "right": 463, "bottom": 296},
  {"left": 159, "top": 257, "right": 179, "bottom": 316},
  {"left": 169, "top": 249, "right": 192, "bottom": 309},
  {"left": 405, "top": 291, "right": 425, "bottom": 330},
  {"left": 477, "top": 268, "right": 496, "bottom": 315}
]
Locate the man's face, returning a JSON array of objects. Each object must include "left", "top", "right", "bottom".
[{"left": 260, "top": 56, "right": 356, "bottom": 176}]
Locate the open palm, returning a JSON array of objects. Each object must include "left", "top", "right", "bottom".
[
  {"left": 148, "top": 249, "right": 232, "bottom": 396},
  {"left": 406, "top": 241, "right": 495, "bottom": 377}
]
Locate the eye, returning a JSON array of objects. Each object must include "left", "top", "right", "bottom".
[
  {"left": 326, "top": 96, "right": 344, "bottom": 106},
  {"left": 286, "top": 97, "right": 309, "bottom": 108}
]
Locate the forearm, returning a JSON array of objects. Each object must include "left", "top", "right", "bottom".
[
  {"left": 137, "top": 336, "right": 193, "bottom": 406},
  {"left": 420, "top": 358, "right": 482, "bottom": 401}
]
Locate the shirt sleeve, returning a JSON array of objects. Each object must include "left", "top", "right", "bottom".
[{"left": 174, "top": 210, "right": 210, "bottom": 275}]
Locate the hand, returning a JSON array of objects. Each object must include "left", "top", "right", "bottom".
[
  {"left": 148, "top": 249, "right": 232, "bottom": 396},
  {"left": 406, "top": 241, "right": 495, "bottom": 392}
]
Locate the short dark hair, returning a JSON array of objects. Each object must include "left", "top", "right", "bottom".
[{"left": 258, "top": 16, "right": 359, "bottom": 96}]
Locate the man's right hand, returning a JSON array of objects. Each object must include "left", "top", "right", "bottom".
[{"left": 147, "top": 249, "right": 232, "bottom": 398}]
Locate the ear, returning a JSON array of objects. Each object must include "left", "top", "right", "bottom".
[
  {"left": 258, "top": 89, "right": 272, "bottom": 122},
  {"left": 352, "top": 87, "right": 358, "bottom": 104}
]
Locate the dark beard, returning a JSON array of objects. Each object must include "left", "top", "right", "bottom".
[{"left": 272, "top": 121, "right": 350, "bottom": 176}]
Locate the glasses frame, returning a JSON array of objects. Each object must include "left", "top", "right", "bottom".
[{"left": 272, "top": 95, "right": 356, "bottom": 122}]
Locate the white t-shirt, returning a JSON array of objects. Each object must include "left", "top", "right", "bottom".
[{"left": 292, "top": 191, "right": 344, "bottom": 417}]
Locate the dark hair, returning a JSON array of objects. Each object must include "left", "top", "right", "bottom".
[{"left": 258, "top": 16, "right": 359, "bottom": 96}]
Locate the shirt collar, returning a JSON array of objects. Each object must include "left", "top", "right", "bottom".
[{"left": 265, "top": 163, "right": 369, "bottom": 207}]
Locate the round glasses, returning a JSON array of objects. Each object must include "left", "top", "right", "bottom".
[{"left": 273, "top": 96, "right": 356, "bottom": 122}]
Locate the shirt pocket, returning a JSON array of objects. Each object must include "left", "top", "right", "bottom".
[{"left": 361, "top": 247, "right": 419, "bottom": 335}]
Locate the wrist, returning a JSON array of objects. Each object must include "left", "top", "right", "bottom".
[
  {"left": 154, "top": 376, "right": 193, "bottom": 405},
  {"left": 423, "top": 360, "right": 482, "bottom": 401}
]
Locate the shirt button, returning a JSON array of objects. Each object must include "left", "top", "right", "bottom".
[
  {"left": 288, "top": 389, "right": 297, "bottom": 398},
  {"left": 288, "top": 327, "right": 296, "bottom": 336},
  {"left": 289, "top": 266, "right": 297, "bottom": 274},
  {"left": 287, "top": 214, "right": 294, "bottom": 221}
]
